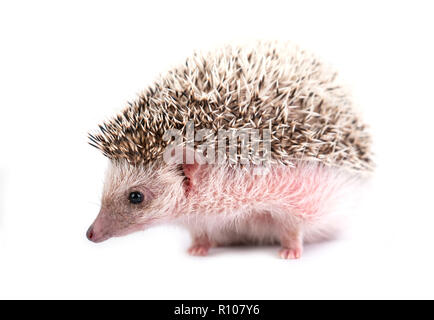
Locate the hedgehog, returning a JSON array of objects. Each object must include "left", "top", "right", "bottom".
[{"left": 86, "top": 41, "right": 373, "bottom": 259}]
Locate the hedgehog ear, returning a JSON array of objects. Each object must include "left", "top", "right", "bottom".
[
  {"left": 182, "top": 162, "right": 201, "bottom": 181},
  {"left": 163, "top": 145, "right": 207, "bottom": 194},
  {"left": 181, "top": 162, "right": 205, "bottom": 196},
  {"left": 163, "top": 145, "right": 206, "bottom": 179},
  {"left": 181, "top": 147, "right": 207, "bottom": 181}
]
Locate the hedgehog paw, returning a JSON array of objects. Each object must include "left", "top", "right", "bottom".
[
  {"left": 279, "top": 247, "right": 302, "bottom": 260},
  {"left": 188, "top": 244, "right": 210, "bottom": 256}
]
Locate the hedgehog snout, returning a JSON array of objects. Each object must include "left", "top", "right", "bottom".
[
  {"left": 86, "top": 223, "right": 106, "bottom": 243},
  {"left": 86, "top": 224, "right": 95, "bottom": 241},
  {"left": 86, "top": 217, "right": 110, "bottom": 243}
]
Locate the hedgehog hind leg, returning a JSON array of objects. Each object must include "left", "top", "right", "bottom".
[{"left": 276, "top": 221, "right": 304, "bottom": 259}]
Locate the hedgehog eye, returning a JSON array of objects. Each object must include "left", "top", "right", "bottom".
[{"left": 128, "top": 191, "right": 144, "bottom": 204}]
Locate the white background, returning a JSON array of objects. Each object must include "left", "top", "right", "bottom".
[{"left": 0, "top": 0, "right": 433, "bottom": 299}]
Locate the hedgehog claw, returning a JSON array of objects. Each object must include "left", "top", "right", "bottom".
[
  {"left": 188, "top": 244, "right": 210, "bottom": 256},
  {"left": 279, "top": 247, "right": 302, "bottom": 259}
]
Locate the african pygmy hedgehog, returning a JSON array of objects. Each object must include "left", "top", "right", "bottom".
[{"left": 87, "top": 41, "right": 373, "bottom": 259}]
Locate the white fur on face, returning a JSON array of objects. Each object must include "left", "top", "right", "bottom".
[{"left": 90, "top": 160, "right": 185, "bottom": 240}]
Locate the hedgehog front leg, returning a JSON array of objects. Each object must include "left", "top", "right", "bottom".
[
  {"left": 277, "top": 222, "right": 303, "bottom": 260},
  {"left": 188, "top": 233, "right": 213, "bottom": 256}
]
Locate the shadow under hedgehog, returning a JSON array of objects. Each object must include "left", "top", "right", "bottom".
[{"left": 87, "top": 41, "right": 373, "bottom": 259}]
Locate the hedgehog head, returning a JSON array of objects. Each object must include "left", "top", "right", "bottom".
[{"left": 86, "top": 159, "right": 186, "bottom": 242}]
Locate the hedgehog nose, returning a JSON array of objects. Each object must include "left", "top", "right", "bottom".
[{"left": 86, "top": 225, "right": 95, "bottom": 241}]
